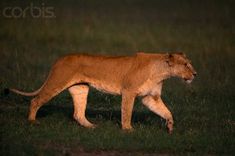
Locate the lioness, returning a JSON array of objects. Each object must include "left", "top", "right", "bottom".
[{"left": 8, "top": 52, "right": 196, "bottom": 133}]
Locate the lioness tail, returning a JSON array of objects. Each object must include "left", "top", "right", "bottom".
[{"left": 7, "top": 88, "right": 41, "bottom": 96}]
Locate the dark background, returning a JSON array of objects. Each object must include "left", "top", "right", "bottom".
[{"left": 0, "top": 0, "right": 235, "bottom": 155}]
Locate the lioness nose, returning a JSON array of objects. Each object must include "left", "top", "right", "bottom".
[{"left": 193, "top": 72, "right": 197, "bottom": 77}]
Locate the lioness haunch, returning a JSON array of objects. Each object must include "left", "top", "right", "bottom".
[{"left": 8, "top": 52, "right": 197, "bottom": 134}]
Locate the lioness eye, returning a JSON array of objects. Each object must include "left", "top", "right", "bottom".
[{"left": 184, "top": 63, "right": 187, "bottom": 66}]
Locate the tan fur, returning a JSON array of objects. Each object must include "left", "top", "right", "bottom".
[{"left": 10, "top": 52, "right": 196, "bottom": 133}]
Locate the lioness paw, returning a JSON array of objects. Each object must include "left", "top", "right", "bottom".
[
  {"left": 28, "top": 120, "right": 40, "bottom": 125},
  {"left": 86, "top": 123, "right": 97, "bottom": 129},
  {"left": 122, "top": 125, "right": 134, "bottom": 132},
  {"left": 166, "top": 120, "right": 174, "bottom": 134}
]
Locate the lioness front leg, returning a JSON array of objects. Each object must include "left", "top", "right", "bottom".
[
  {"left": 121, "top": 91, "right": 136, "bottom": 131},
  {"left": 68, "top": 85, "right": 95, "bottom": 128},
  {"left": 142, "top": 95, "right": 174, "bottom": 134}
]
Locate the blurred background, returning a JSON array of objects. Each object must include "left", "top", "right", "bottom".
[{"left": 0, "top": 0, "right": 235, "bottom": 155}]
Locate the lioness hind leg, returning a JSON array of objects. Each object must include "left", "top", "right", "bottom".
[
  {"left": 28, "top": 62, "right": 79, "bottom": 122},
  {"left": 142, "top": 96, "right": 174, "bottom": 134},
  {"left": 28, "top": 93, "right": 56, "bottom": 122},
  {"left": 28, "top": 86, "right": 67, "bottom": 122},
  {"left": 28, "top": 97, "right": 43, "bottom": 122},
  {"left": 68, "top": 85, "right": 95, "bottom": 128}
]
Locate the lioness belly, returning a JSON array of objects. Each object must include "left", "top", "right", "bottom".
[{"left": 89, "top": 80, "right": 121, "bottom": 95}]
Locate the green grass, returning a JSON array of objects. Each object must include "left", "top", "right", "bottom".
[{"left": 1, "top": 0, "right": 235, "bottom": 155}]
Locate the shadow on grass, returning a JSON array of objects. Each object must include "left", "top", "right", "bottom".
[
  {"left": 1, "top": 90, "right": 163, "bottom": 127},
  {"left": 37, "top": 105, "right": 162, "bottom": 126}
]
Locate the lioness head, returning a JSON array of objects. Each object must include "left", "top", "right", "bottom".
[{"left": 166, "top": 53, "right": 197, "bottom": 83}]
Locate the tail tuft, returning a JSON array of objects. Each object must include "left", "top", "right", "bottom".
[{"left": 4, "top": 88, "right": 10, "bottom": 95}]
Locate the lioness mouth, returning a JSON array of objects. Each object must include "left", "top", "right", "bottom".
[{"left": 184, "top": 78, "right": 193, "bottom": 84}]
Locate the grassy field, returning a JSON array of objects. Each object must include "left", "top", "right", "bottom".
[{"left": 1, "top": 0, "right": 235, "bottom": 155}]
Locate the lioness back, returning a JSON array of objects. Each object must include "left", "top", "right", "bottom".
[{"left": 56, "top": 54, "right": 136, "bottom": 94}]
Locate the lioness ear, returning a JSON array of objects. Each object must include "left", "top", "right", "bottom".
[
  {"left": 176, "top": 52, "right": 186, "bottom": 57},
  {"left": 166, "top": 54, "right": 174, "bottom": 66}
]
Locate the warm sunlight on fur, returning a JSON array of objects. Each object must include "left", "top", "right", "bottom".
[{"left": 9, "top": 52, "right": 196, "bottom": 134}]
